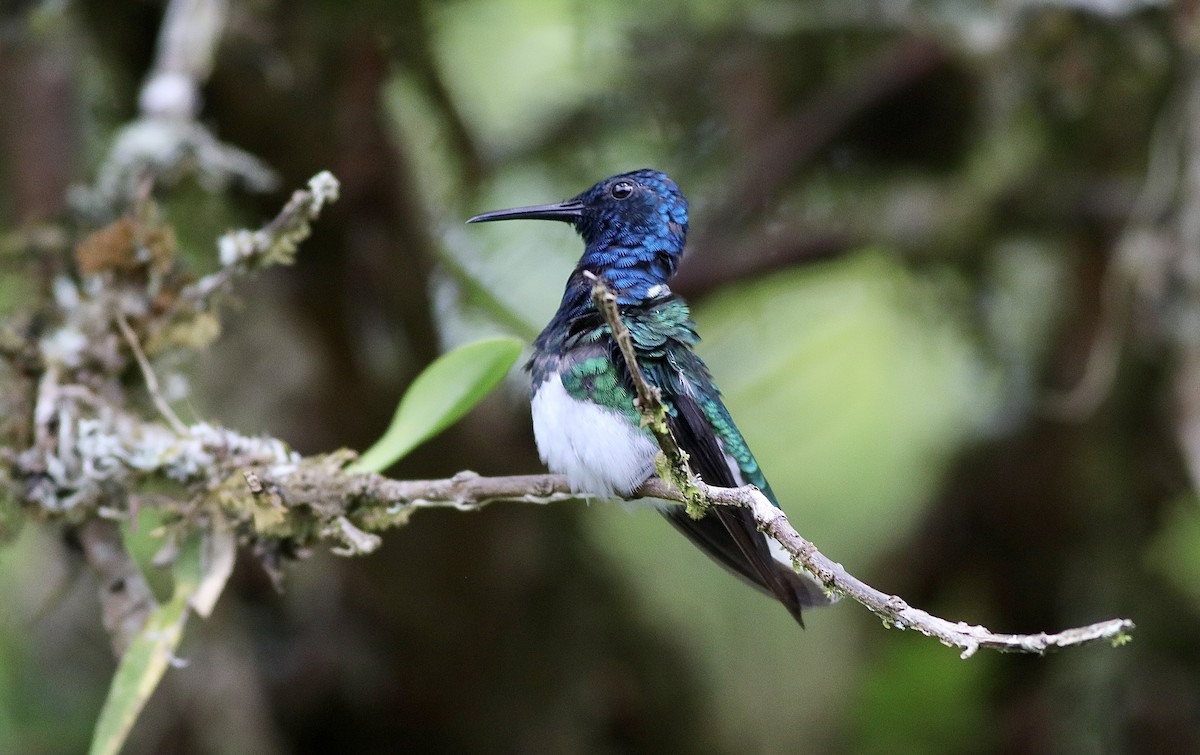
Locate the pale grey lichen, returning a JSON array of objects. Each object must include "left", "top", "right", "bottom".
[
  {"left": 29, "top": 394, "right": 302, "bottom": 511},
  {"left": 139, "top": 72, "right": 200, "bottom": 120},
  {"left": 10, "top": 173, "right": 336, "bottom": 527},
  {"left": 39, "top": 327, "right": 88, "bottom": 369},
  {"left": 71, "top": 119, "right": 278, "bottom": 217},
  {"left": 216, "top": 171, "right": 341, "bottom": 269}
]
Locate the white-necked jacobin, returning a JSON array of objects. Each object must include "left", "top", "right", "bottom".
[{"left": 468, "top": 169, "right": 830, "bottom": 624}]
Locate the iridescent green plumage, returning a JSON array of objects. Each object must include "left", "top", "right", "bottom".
[
  {"left": 583, "top": 294, "right": 776, "bottom": 499},
  {"left": 699, "top": 396, "right": 771, "bottom": 496},
  {"left": 561, "top": 356, "right": 638, "bottom": 420}
]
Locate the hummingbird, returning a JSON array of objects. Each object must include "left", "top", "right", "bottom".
[{"left": 468, "top": 169, "right": 829, "bottom": 624}]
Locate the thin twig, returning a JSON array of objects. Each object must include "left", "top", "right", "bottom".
[
  {"left": 634, "top": 477, "right": 1132, "bottom": 657},
  {"left": 178, "top": 171, "right": 340, "bottom": 310},
  {"left": 276, "top": 462, "right": 1134, "bottom": 656},
  {"left": 584, "top": 275, "right": 1134, "bottom": 657},
  {"left": 585, "top": 275, "right": 670, "bottom": 445},
  {"left": 587, "top": 274, "right": 706, "bottom": 517},
  {"left": 9, "top": 383, "right": 1138, "bottom": 658},
  {"left": 115, "top": 311, "right": 189, "bottom": 435}
]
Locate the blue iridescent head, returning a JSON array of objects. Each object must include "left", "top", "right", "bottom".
[{"left": 468, "top": 169, "right": 689, "bottom": 297}]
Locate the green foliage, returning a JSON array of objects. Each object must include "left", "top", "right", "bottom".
[
  {"left": 119, "top": 506, "right": 173, "bottom": 602},
  {"left": 88, "top": 519, "right": 235, "bottom": 755},
  {"left": 0, "top": 529, "right": 105, "bottom": 752},
  {"left": 89, "top": 534, "right": 204, "bottom": 755},
  {"left": 352, "top": 337, "right": 524, "bottom": 473}
]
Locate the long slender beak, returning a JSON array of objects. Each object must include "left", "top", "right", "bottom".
[{"left": 467, "top": 199, "right": 584, "bottom": 225}]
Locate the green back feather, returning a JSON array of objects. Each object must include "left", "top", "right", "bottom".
[{"left": 561, "top": 294, "right": 778, "bottom": 504}]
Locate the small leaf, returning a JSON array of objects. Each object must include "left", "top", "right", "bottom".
[
  {"left": 89, "top": 534, "right": 204, "bottom": 755},
  {"left": 120, "top": 506, "right": 172, "bottom": 602},
  {"left": 352, "top": 337, "right": 523, "bottom": 473},
  {"left": 189, "top": 521, "right": 236, "bottom": 618}
]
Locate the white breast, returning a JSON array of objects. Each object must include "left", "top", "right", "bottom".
[{"left": 531, "top": 374, "right": 659, "bottom": 497}]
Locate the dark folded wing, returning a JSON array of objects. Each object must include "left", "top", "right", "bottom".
[
  {"left": 661, "top": 390, "right": 828, "bottom": 625},
  {"left": 611, "top": 294, "right": 829, "bottom": 624}
]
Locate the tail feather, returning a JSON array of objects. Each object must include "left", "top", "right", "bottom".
[{"left": 662, "top": 504, "right": 831, "bottom": 626}]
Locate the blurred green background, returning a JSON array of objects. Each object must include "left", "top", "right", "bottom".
[{"left": 2, "top": 0, "right": 1199, "bottom": 752}]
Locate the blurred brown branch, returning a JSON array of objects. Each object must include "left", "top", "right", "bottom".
[
  {"left": 687, "top": 38, "right": 949, "bottom": 251},
  {"left": 74, "top": 0, "right": 275, "bottom": 216}
]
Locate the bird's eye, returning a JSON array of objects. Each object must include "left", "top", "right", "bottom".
[{"left": 610, "top": 181, "right": 634, "bottom": 200}]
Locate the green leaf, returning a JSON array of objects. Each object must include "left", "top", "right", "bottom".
[
  {"left": 189, "top": 521, "right": 236, "bottom": 618},
  {"left": 352, "top": 337, "right": 523, "bottom": 474},
  {"left": 89, "top": 534, "right": 204, "bottom": 755},
  {"left": 119, "top": 506, "right": 172, "bottom": 602}
]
